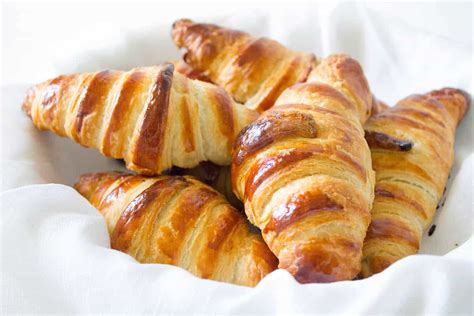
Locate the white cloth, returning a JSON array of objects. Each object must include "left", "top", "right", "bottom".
[{"left": 1, "top": 2, "right": 473, "bottom": 314}]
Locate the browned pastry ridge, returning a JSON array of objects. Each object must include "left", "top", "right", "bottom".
[
  {"left": 172, "top": 19, "right": 317, "bottom": 112},
  {"left": 22, "top": 63, "right": 257, "bottom": 175},
  {"left": 231, "top": 54, "right": 376, "bottom": 283},
  {"left": 171, "top": 19, "right": 390, "bottom": 117},
  {"left": 75, "top": 172, "right": 278, "bottom": 287},
  {"left": 361, "top": 88, "right": 470, "bottom": 277}
]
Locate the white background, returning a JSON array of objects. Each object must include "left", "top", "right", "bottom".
[
  {"left": 2, "top": 1, "right": 473, "bottom": 99},
  {"left": 1, "top": 1, "right": 473, "bottom": 314}
]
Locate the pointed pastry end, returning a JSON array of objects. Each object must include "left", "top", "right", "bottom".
[
  {"left": 21, "top": 86, "right": 37, "bottom": 117},
  {"left": 172, "top": 18, "right": 194, "bottom": 31},
  {"left": 171, "top": 18, "right": 194, "bottom": 46},
  {"left": 427, "top": 88, "right": 471, "bottom": 125},
  {"left": 74, "top": 172, "right": 126, "bottom": 201}
]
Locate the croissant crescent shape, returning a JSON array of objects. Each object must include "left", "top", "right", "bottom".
[
  {"left": 22, "top": 63, "right": 257, "bottom": 175},
  {"left": 361, "top": 88, "right": 470, "bottom": 277},
  {"left": 172, "top": 19, "right": 317, "bottom": 112},
  {"left": 231, "top": 54, "right": 375, "bottom": 283},
  {"left": 74, "top": 172, "right": 278, "bottom": 286}
]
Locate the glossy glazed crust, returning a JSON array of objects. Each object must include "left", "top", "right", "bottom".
[
  {"left": 74, "top": 172, "right": 277, "bottom": 287},
  {"left": 361, "top": 88, "right": 470, "bottom": 277},
  {"left": 172, "top": 19, "right": 317, "bottom": 112},
  {"left": 307, "top": 54, "right": 374, "bottom": 124},
  {"left": 231, "top": 56, "right": 376, "bottom": 283},
  {"left": 22, "top": 63, "right": 258, "bottom": 174}
]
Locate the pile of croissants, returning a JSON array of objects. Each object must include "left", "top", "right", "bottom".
[{"left": 22, "top": 19, "right": 470, "bottom": 287}]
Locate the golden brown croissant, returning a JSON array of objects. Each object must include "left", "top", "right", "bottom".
[
  {"left": 231, "top": 54, "right": 375, "bottom": 283},
  {"left": 172, "top": 19, "right": 317, "bottom": 112},
  {"left": 22, "top": 63, "right": 258, "bottom": 175},
  {"left": 74, "top": 172, "right": 278, "bottom": 286},
  {"left": 361, "top": 88, "right": 470, "bottom": 277}
]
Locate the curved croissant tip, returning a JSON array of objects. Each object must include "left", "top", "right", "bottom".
[
  {"left": 22, "top": 86, "right": 36, "bottom": 117},
  {"left": 172, "top": 18, "right": 194, "bottom": 30},
  {"left": 455, "top": 88, "right": 471, "bottom": 108},
  {"left": 428, "top": 87, "right": 470, "bottom": 104},
  {"left": 74, "top": 171, "right": 126, "bottom": 199},
  {"left": 171, "top": 19, "right": 195, "bottom": 46},
  {"left": 428, "top": 87, "right": 471, "bottom": 122}
]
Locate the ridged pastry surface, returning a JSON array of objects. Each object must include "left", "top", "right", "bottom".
[
  {"left": 75, "top": 172, "right": 278, "bottom": 287},
  {"left": 231, "top": 54, "right": 376, "bottom": 283},
  {"left": 23, "top": 63, "right": 258, "bottom": 175},
  {"left": 361, "top": 88, "right": 470, "bottom": 277},
  {"left": 172, "top": 19, "right": 317, "bottom": 112}
]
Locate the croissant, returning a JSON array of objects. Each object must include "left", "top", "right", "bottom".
[
  {"left": 231, "top": 54, "right": 375, "bottom": 283},
  {"left": 74, "top": 172, "right": 278, "bottom": 286},
  {"left": 361, "top": 88, "right": 470, "bottom": 277},
  {"left": 22, "top": 63, "right": 257, "bottom": 175},
  {"left": 172, "top": 19, "right": 317, "bottom": 112}
]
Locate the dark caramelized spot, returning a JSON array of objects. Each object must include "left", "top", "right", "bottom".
[
  {"left": 132, "top": 64, "right": 174, "bottom": 169},
  {"left": 365, "top": 130, "right": 413, "bottom": 152},
  {"left": 265, "top": 190, "right": 343, "bottom": 234},
  {"left": 428, "top": 224, "right": 436, "bottom": 236},
  {"left": 233, "top": 111, "right": 317, "bottom": 166}
]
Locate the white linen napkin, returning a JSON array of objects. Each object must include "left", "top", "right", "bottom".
[{"left": 1, "top": 2, "right": 472, "bottom": 314}]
